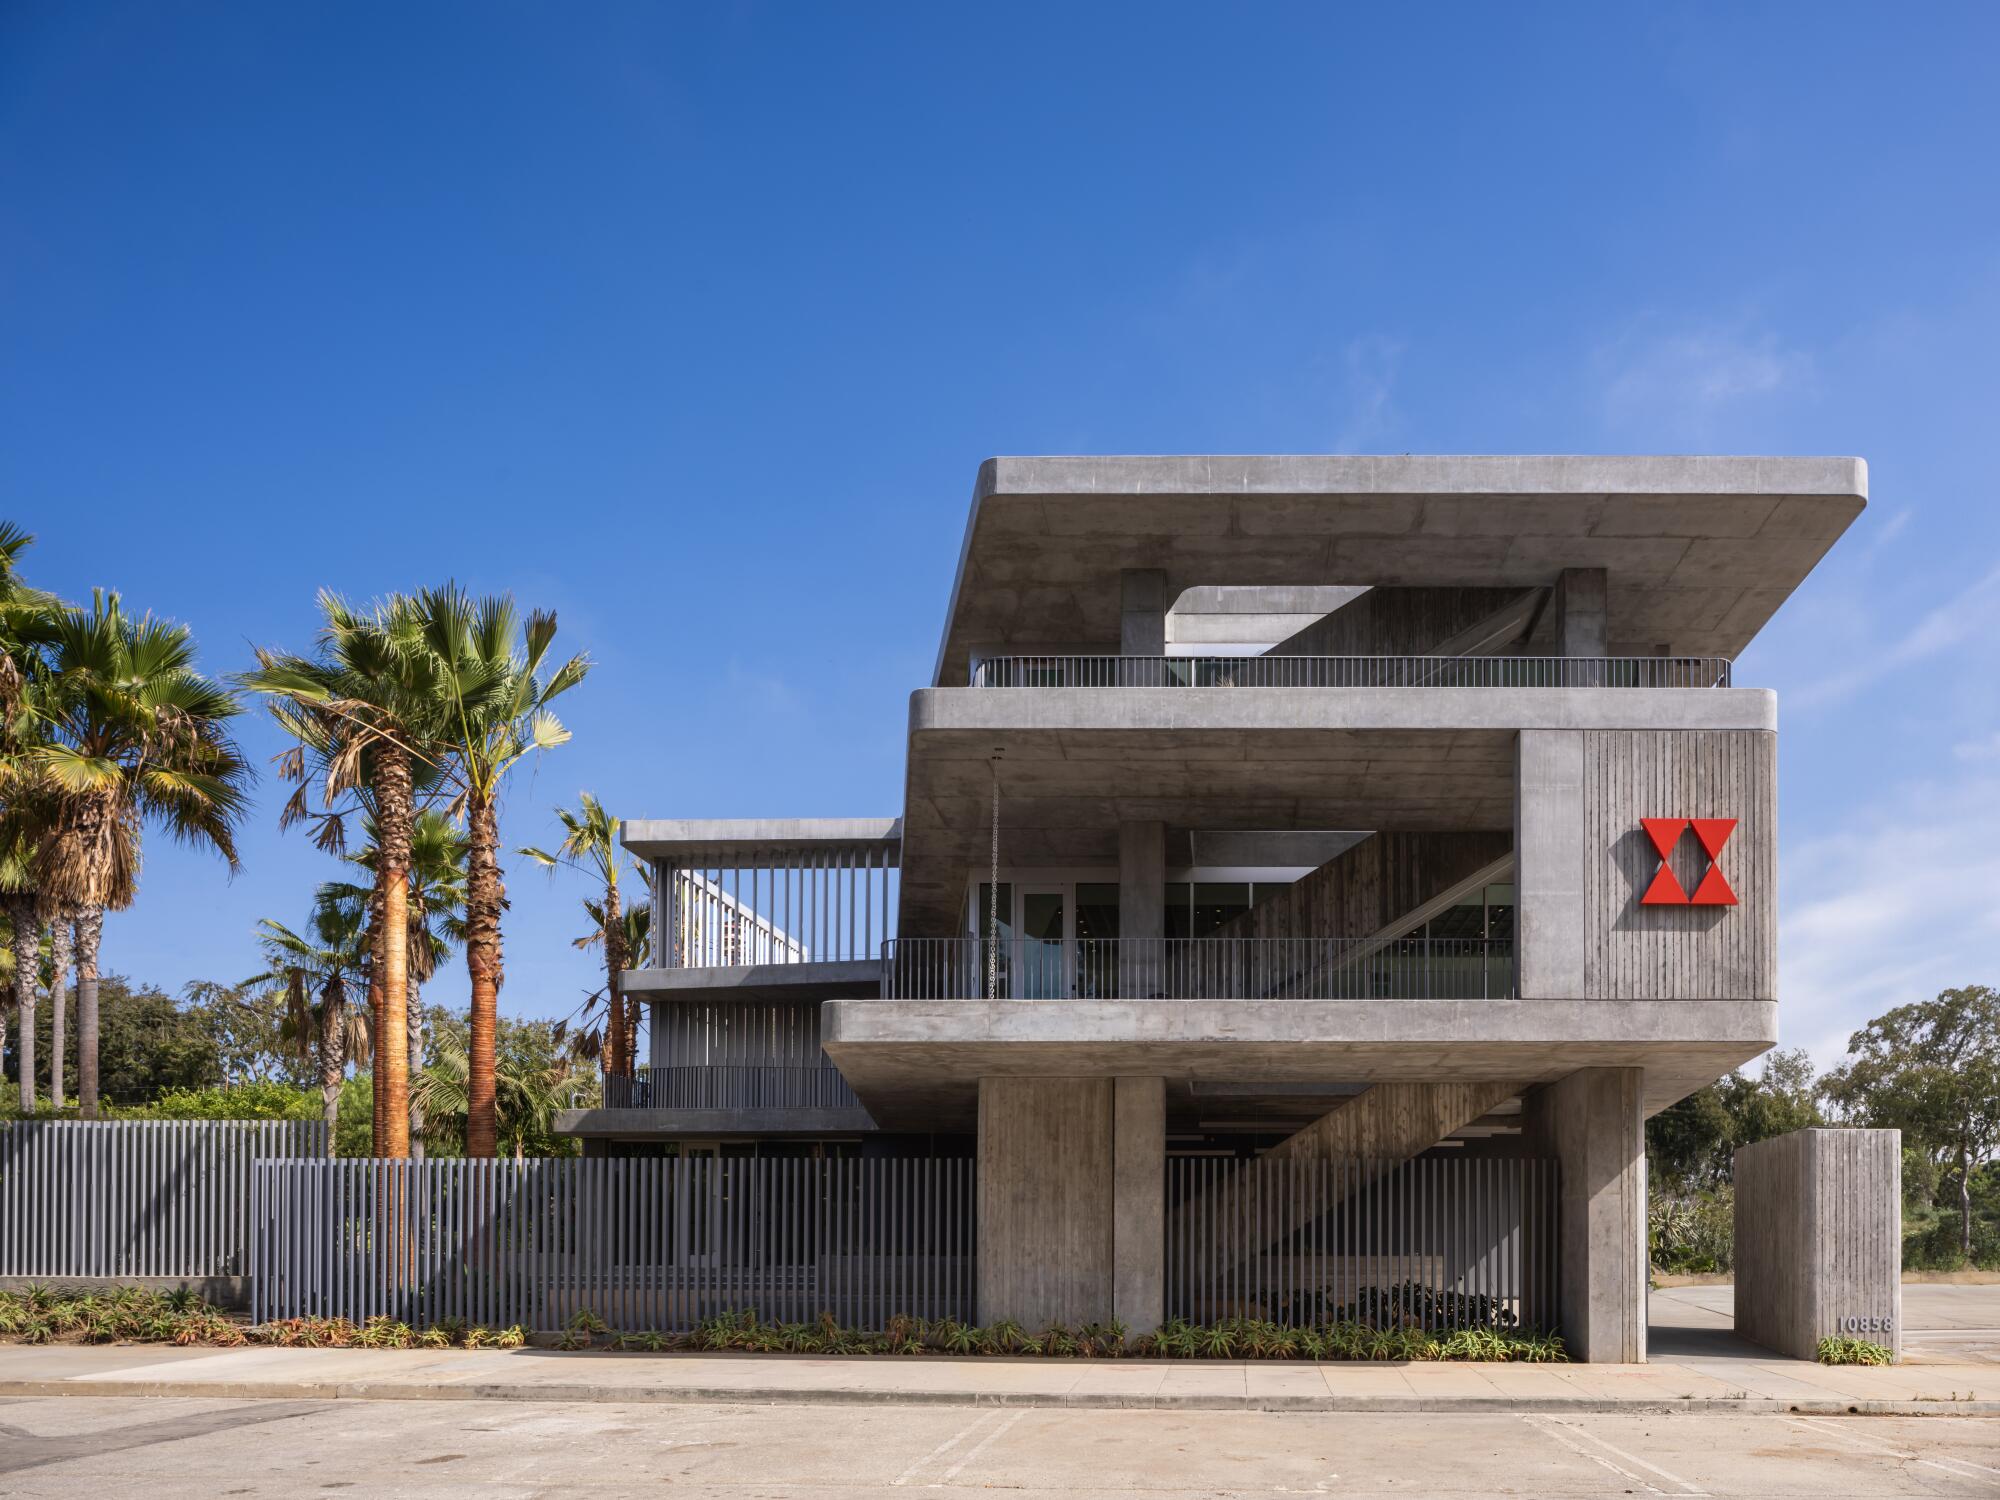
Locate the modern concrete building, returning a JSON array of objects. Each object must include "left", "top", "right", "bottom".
[{"left": 559, "top": 454, "right": 1866, "bottom": 1361}]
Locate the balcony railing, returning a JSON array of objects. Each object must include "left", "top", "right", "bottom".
[
  {"left": 880, "top": 937, "right": 1514, "bottom": 1001},
  {"left": 603, "top": 1065, "right": 864, "bottom": 1113},
  {"left": 967, "top": 655, "right": 1732, "bottom": 688}
]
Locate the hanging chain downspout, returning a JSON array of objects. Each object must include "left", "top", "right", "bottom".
[{"left": 987, "top": 758, "right": 1000, "bottom": 1001}]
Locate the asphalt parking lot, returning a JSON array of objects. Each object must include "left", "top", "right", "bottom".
[{"left": 1, "top": 1395, "right": 1996, "bottom": 1498}]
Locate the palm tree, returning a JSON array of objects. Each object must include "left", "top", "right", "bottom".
[
  {"left": 22, "top": 592, "right": 252, "bottom": 1117},
  {"left": 335, "top": 809, "right": 466, "bottom": 1159},
  {"left": 572, "top": 896, "right": 651, "bottom": 1074},
  {"left": 242, "top": 593, "right": 450, "bottom": 1156},
  {"left": 415, "top": 586, "right": 587, "bottom": 1157},
  {"left": 249, "top": 883, "right": 371, "bottom": 1152},
  {"left": 412, "top": 1025, "right": 592, "bottom": 1160},
  {"left": 522, "top": 793, "right": 635, "bottom": 1078},
  {"left": 0, "top": 522, "right": 56, "bottom": 1113}
]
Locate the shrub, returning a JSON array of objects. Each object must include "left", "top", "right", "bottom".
[
  {"left": 1816, "top": 1335, "right": 1893, "bottom": 1366},
  {"left": 1649, "top": 1188, "right": 1734, "bottom": 1274}
]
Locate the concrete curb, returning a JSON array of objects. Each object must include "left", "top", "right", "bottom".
[{"left": 3, "top": 1378, "right": 1994, "bottom": 1417}]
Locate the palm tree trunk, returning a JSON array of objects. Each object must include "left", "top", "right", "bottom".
[
  {"left": 320, "top": 978, "right": 345, "bottom": 1160},
  {"left": 74, "top": 904, "right": 103, "bottom": 1119},
  {"left": 375, "top": 745, "right": 414, "bottom": 1158},
  {"left": 7, "top": 895, "right": 36, "bottom": 1114},
  {"left": 602, "top": 882, "right": 624, "bottom": 1079},
  {"left": 366, "top": 882, "right": 386, "bottom": 1153},
  {"left": 407, "top": 976, "right": 426, "bottom": 1163},
  {"left": 47, "top": 910, "right": 71, "bottom": 1110},
  {"left": 464, "top": 792, "right": 503, "bottom": 1158}
]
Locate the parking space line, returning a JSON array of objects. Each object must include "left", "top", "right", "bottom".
[
  {"left": 1522, "top": 1414, "right": 1674, "bottom": 1495},
  {"left": 939, "top": 1408, "right": 1028, "bottom": 1482},
  {"left": 1784, "top": 1415, "right": 2000, "bottom": 1482},
  {"left": 889, "top": 1412, "right": 1001, "bottom": 1487}
]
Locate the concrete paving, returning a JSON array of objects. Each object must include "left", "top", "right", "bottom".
[
  {"left": 1, "top": 1337, "right": 1994, "bottom": 1415},
  {"left": 0, "top": 1395, "right": 1994, "bottom": 1498}
]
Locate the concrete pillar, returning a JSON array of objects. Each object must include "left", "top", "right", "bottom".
[
  {"left": 977, "top": 1077, "right": 1114, "bottom": 1326},
  {"left": 1118, "top": 820, "right": 1165, "bottom": 998},
  {"left": 1515, "top": 730, "right": 1585, "bottom": 1001},
  {"left": 1734, "top": 1128, "right": 1902, "bottom": 1360},
  {"left": 1554, "top": 568, "right": 1607, "bottom": 658},
  {"left": 1120, "top": 568, "right": 1168, "bottom": 656},
  {"left": 977, "top": 1075, "right": 1165, "bottom": 1331},
  {"left": 1524, "top": 1067, "right": 1646, "bottom": 1362},
  {"left": 1113, "top": 1076, "right": 1165, "bottom": 1333}
]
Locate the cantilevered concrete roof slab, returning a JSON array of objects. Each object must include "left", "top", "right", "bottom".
[{"left": 932, "top": 455, "right": 1867, "bottom": 685}]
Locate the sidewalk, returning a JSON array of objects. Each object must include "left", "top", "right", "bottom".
[{"left": 1, "top": 1340, "right": 1994, "bottom": 1415}]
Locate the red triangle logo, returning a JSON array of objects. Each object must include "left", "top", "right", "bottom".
[
  {"left": 1642, "top": 818, "right": 1688, "bottom": 861},
  {"left": 1642, "top": 860, "right": 1690, "bottom": 905},
  {"left": 1690, "top": 862, "right": 1737, "bottom": 905},
  {"left": 1690, "top": 818, "right": 1737, "bottom": 860}
]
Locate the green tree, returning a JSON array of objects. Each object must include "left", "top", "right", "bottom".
[
  {"left": 243, "top": 593, "right": 454, "bottom": 1158},
  {"left": 415, "top": 586, "right": 587, "bottom": 1156},
  {"left": 20, "top": 591, "right": 252, "bottom": 1117},
  {"left": 1646, "top": 1048, "right": 1825, "bottom": 1192},
  {"left": 411, "top": 1012, "right": 593, "bottom": 1159},
  {"left": 180, "top": 979, "right": 311, "bottom": 1087},
  {"left": 1823, "top": 987, "right": 2000, "bottom": 1259},
  {"left": 0, "top": 521, "right": 58, "bottom": 1112},
  {"left": 249, "top": 885, "right": 372, "bottom": 1153},
  {"left": 332, "top": 809, "right": 466, "bottom": 1158},
  {"left": 522, "top": 793, "right": 637, "bottom": 1078}
]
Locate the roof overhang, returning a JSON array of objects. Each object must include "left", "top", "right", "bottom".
[{"left": 932, "top": 455, "right": 1868, "bottom": 685}]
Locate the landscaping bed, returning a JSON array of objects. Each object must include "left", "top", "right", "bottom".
[{"left": 0, "top": 1285, "right": 1568, "bottom": 1362}]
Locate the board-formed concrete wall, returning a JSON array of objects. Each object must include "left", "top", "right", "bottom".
[
  {"left": 1582, "top": 729, "right": 1776, "bottom": 1000},
  {"left": 1734, "top": 1128, "right": 1901, "bottom": 1361},
  {"left": 1518, "top": 728, "right": 1775, "bottom": 1002}
]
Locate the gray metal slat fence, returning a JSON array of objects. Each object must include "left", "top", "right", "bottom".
[
  {"left": 1164, "top": 1155, "right": 1558, "bottom": 1332},
  {"left": 247, "top": 1155, "right": 977, "bottom": 1332},
  {"left": 0, "top": 1119, "right": 326, "bottom": 1279}
]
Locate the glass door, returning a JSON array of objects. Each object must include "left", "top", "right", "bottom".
[{"left": 1018, "top": 885, "right": 1068, "bottom": 998}]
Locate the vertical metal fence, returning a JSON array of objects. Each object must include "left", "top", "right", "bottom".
[
  {"left": 1166, "top": 1155, "right": 1558, "bottom": 1332},
  {"left": 248, "top": 1156, "right": 975, "bottom": 1332},
  {"left": 0, "top": 1119, "right": 327, "bottom": 1279}
]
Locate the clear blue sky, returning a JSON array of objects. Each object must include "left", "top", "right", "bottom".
[{"left": 3, "top": 3, "right": 1996, "bottom": 1063}]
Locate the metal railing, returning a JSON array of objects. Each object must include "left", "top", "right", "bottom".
[
  {"left": 969, "top": 655, "right": 1733, "bottom": 688},
  {"left": 603, "top": 1065, "right": 864, "bottom": 1113},
  {"left": 1167, "top": 1155, "right": 1557, "bottom": 1331},
  {"left": 656, "top": 842, "right": 899, "bottom": 969},
  {"left": 249, "top": 1156, "right": 975, "bottom": 1332},
  {"left": 880, "top": 937, "right": 1514, "bottom": 1001},
  {"left": 1, "top": 1119, "right": 328, "bottom": 1279}
]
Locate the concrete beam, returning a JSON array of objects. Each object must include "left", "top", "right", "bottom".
[
  {"left": 1266, "top": 1080, "right": 1521, "bottom": 1162},
  {"left": 823, "top": 997, "right": 1777, "bottom": 1126},
  {"left": 1524, "top": 1067, "right": 1647, "bottom": 1363}
]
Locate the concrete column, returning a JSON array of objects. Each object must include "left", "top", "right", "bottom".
[
  {"left": 1515, "top": 731, "right": 1585, "bottom": 1001},
  {"left": 1554, "top": 568, "right": 1607, "bottom": 658},
  {"left": 1120, "top": 568, "right": 1168, "bottom": 656},
  {"left": 1118, "top": 820, "right": 1165, "bottom": 998},
  {"left": 977, "top": 1077, "right": 1114, "bottom": 1326},
  {"left": 1524, "top": 1067, "right": 1646, "bottom": 1363},
  {"left": 1113, "top": 1076, "right": 1165, "bottom": 1333}
]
